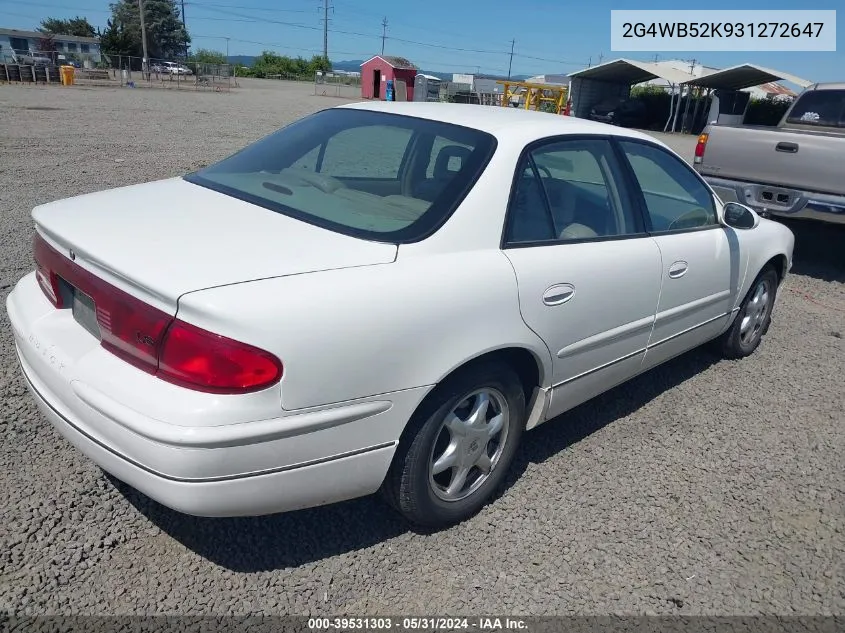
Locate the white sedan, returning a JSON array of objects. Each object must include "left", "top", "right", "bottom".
[{"left": 7, "top": 102, "right": 795, "bottom": 528}]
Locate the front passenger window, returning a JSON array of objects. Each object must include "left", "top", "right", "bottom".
[{"left": 619, "top": 141, "right": 717, "bottom": 232}]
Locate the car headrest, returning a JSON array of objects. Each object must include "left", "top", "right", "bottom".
[
  {"left": 559, "top": 222, "right": 598, "bottom": 240},
  {"left": 433, "top": 145, "right": 472, "bottom": 179}
]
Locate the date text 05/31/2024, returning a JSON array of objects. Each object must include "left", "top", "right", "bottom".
[{"left": 307, "top": 617, "right": 528, "bottom": 631}]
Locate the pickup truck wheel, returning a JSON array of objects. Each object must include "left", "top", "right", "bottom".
[
  {"left": 382, "top": 361, "right": 525, "bottom": 528},
  {"left": 717, "top": 267, "right": 778, "bottom": 359}
]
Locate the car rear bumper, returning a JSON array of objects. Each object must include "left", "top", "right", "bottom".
[
  {"left": 703, "top": 176, "right": 845, "bottom": 225},
  {"left": 7, "top": 272, "right": 430, "bottom": 517}
]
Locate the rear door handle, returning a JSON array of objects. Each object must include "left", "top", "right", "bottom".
[
  {"left": 668, "top": 261, "right": 688, "bottom": 279},
  {"left": 776, "top": 142, "right": 799, "bottom": 153},
  {"left": 543, "top": 283, "right": 575, "bottom": 306}
]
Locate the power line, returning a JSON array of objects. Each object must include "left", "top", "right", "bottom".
[
  {"left": 184, "top": 1, "right": 312, "bottom": 13},
  {"left": 380, "top": 16, "right": 387, "bottom": 55},
  {"left": 10, "top": 0, "right": 595, "bottom": 72}
]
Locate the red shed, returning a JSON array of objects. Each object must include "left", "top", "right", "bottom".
[{"left": 360, "top": 55, "right": 418, "bottom": 101}]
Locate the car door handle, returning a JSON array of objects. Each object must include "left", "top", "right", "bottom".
[
  {"left": 668, "top": 261, "right": 688, "bottom": 279},
  {"left": 776, "top": 142, "right": 799, "bottom": 153},
  {"left": 543, "top": 283, "right": 575, "bottom": 306}
]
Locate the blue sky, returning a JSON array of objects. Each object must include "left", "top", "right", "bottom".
[{"left": 2, "top": 0, "right": 842, "bottom": 81}]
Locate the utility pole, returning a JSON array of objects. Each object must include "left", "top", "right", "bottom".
[
  {"left": 138, "top": 0, "right": 149, "bottom": 77},
  {"left": 587, "top": 56, "right": 591, "bottom": 68},
  {"left": 322, "top": 0, "right": 329, "bottom": 61},
  {"left": 381, "top": 17, "right": 388, "bottom": 55},
  {"left": 507, "top": 38, "right": 514, "bottom": 80},
  {"left": 598, "top": 52, "right": 603, "bottom": 64},
  {"left": 181, "top": 0, "right": 188, "bottom": 58},
  {"left": 688, "top": 58, "right": 697, "bottom": 74},
  {"left": 225, "top": 36, "right": 229, "bottom": 61}
]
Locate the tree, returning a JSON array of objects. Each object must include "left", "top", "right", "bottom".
[
  {"left": 242, "top": 51, "right": 333, "bottom": 79},
  {"left": 39, "top": 16, "right": 97, "bottom": 37},
  {"left": 38, "top": 33, "right": 57, "bottom": 53},
  {"left": 100, "top": 0, "right": 190, "bottom": 60},
  {"left": 188, "top": 48, "right": 226, "bottom": 64},
  {"left": 99, "top": 18, "right": 135, "bottom": 59}
]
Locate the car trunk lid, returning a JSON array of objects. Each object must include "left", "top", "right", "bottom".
[{"left": 32, "top": 177, "right": 398, "bottom": 306}]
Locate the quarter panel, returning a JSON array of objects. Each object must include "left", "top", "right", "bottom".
[{"left": 176, "top": 250, "right": 552, "bottom": 411}]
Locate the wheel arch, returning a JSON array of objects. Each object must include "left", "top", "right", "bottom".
[
  {"left": 392, "top": 344, "right": 549, "bottom": 451},
  {"left": 763, "top": 253, "right": 789, "bottom": 283},
  {"left": 436, "top": 345, "right": 548, "bottom": 404}
]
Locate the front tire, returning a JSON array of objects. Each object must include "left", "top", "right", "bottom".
[
  {"left": 717, "top": 267, "right": 779, "bottom": 359},
  {"left": 383, "top": 361, "right": 526, "bottom": 528}
]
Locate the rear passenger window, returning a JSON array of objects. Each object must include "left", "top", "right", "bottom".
[
  {"left": 619, "top": 141, "right": 717, "bottom": 232},
  {"left": 505, "top": 138, "right": 640, "bottom": 244}
]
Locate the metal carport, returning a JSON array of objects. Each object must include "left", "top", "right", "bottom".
[
  {"left": 675, "top": 63, "right": 813, "bottom": 133},
  {"left": 567, "top": 58, "right": 699, "bottom": 131},
  {"left": 681, "top": 63, "right": 813, "bottom": 91},
  {"left": 567, "top": 59, "right": 813, "bottom": 133}
]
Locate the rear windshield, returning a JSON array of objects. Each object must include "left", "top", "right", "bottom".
[
  {"left": 185, "top": 108, "right": 497, "bottom": 243},
  {"left": 785, "top": 89, "right": 845, "bottom": 128}
]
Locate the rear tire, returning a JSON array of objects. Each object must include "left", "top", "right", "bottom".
[
  {"left": 382, "top": 361, "right": 526, "bottom": 528},
  {"left": 717, "top": 267, "right": 778, "bottom": 359}
]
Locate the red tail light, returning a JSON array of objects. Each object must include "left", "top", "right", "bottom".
[
  {"left": 159, "top": 320, "right": 283, "bottom": 393},
  {"left": 694, "top": 133, "right": 708, "bottom": 163},
  {"left": 34, "top": 234, "right": 64, "bottom": 308},
  {"left": 32, "top": 232, "right": 283, "bottom": 394}
]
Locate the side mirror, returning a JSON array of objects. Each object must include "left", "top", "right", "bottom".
[{"left": 722, "top": 202, "right": 759, "bottom": 230}]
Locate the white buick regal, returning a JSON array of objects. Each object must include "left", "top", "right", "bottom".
[{"left": 8, "top": 102, "right": 794, "bottom": 528}]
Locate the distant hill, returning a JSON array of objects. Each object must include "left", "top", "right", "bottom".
[
  {"left": 333, "top": 59, "right": 531, "bottom": 81},
  {"left": 229, "top": 56, "right": 530, "bottom": 81},
  {"left": 228, "top": 55, "right": 256, "bottom": 66}
]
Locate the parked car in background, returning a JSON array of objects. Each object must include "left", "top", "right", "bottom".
[
  {"left": 56, "top": 55, "right": 81, "bottom": 68},
  {"left": 588, "top": 97, "right": 648, "bottom": 128},
  {"left": 14, "top": 50, "right": 53, "bottom": 66},
  {"left": 8, "top": 103, "right": 794, "bottom": 529},
  {"left": 162, "top": 61, "right": 193, "bottom": 75},
  {"left": 149, "top": 62, "right": 165, "bottom": 73},
  {"left": 694, "top": 83, "right": 845, "bottom": 225}
]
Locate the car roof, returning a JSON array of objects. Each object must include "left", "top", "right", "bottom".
[{"left": 337, "top": 101, "right": 663, "bottom": 146}]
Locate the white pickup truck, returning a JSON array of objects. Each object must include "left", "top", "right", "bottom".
[{"left": 694, "top": 83, "right": 845, "bottom": 225}]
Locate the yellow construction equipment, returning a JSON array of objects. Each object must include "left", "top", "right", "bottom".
[{"left": 497, "top": 80, "right": 568, "bottom": 114}]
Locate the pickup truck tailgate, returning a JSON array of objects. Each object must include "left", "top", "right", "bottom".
[{"left": 698, "top": 126, "right": 845, "bottom": 196}]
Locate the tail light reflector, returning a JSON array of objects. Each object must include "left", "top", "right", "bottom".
[
  {"left": 694, "top": 133, "right": 708, "bottom": 163},
  {"left": 32, "top": 232, "right": 283, "bottom": 394}
]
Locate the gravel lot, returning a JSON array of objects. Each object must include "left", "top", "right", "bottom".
[{"left": 1, "top": 79, "right": 843, "bottom": 617}]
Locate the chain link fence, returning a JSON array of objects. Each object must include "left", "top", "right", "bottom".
[
  {"left": 0, "top": 50, "right": 234, "bottom": 91},
  {"left": 107, "top": 55, "right": 234, "bottom": 91},
  {"left": 314, "top": 70, "right": 361, "bottom": 99}
]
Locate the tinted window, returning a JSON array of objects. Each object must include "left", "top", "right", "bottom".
[
  {"left": 506, "top": 138, "right": 640, "bottom": 244},
  {"left": 186, "top": 109, "right": 496, "bottom": 243},
  {"left": 786, "top": 89, "right": 845, "bottom": 128},
  {"left": 619, "top": 141, "right": 717, "bottom": 232}
]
